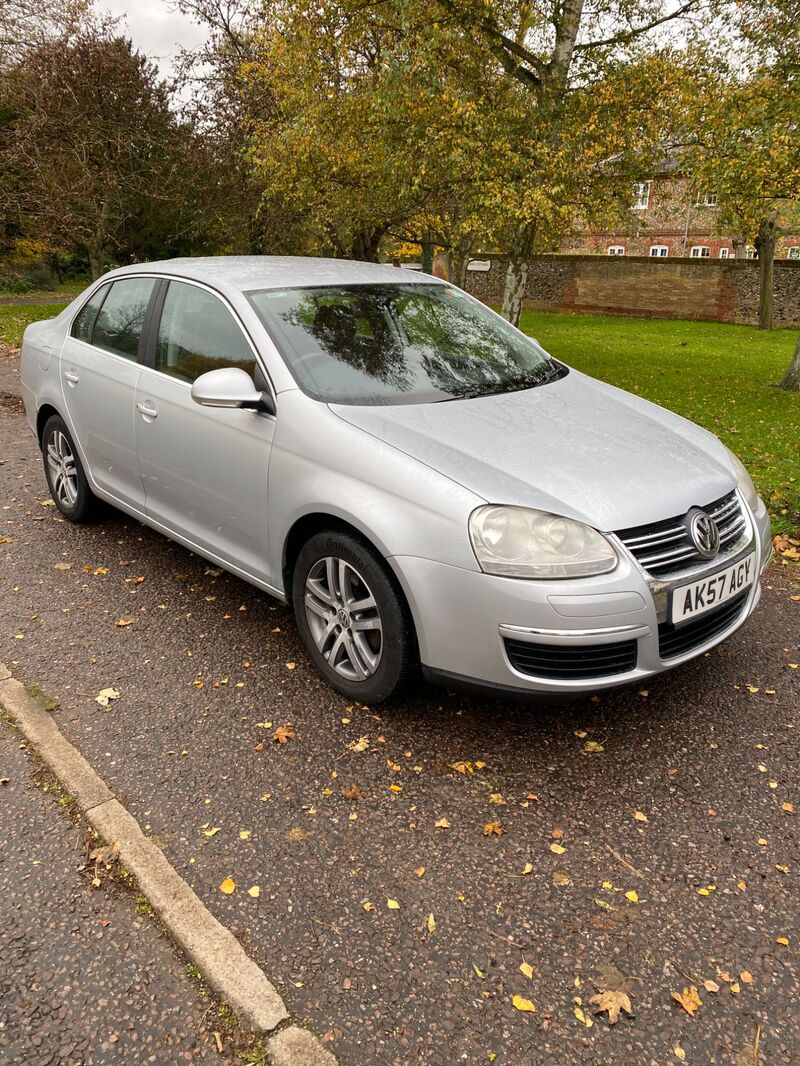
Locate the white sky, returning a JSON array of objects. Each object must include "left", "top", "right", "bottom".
[{"left": 93, "top": 0, "right": 208, "bottom": 77}]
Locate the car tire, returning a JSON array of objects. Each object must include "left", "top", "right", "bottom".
[
  {"left": 292, "top": 530, "right": 417, "bottom": 703},
  {"left": 41, "top": 414, "right": 103, "bottom": 523}
]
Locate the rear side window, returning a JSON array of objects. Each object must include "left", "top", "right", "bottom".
[
  {"left": 156, "top": 280, "right": 255, "bottom": 384},
  {"left": 71, "top": 284, "right": 110, "bottom": 343},
  {"left": 92, "top": 277, "right": 156, "bottom": 361}
]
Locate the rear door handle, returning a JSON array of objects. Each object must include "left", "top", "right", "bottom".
[
  {"left": 64, "top": 369, "right": 79, "bottom": 385},
  {"left": 136, "top": 400, "right": 158, "bottom": 419}
]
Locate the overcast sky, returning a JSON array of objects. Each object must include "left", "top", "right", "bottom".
[{"left": 94, "top": 0, "right": 208, "bottom": 76}]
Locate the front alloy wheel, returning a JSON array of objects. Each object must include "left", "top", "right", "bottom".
[
  {"left": 304, "top": 557, "right": 384, "bottom": 682},
  {"left": 292, "top": 531, "right": 416, "bottom": 703}
]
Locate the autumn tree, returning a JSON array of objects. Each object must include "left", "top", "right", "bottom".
[
  {"left": 0, "top": 31, "right": 204, "bottom": 276},
  {"left": 408, "top": 0, "right": 709, "bottom": 323}
]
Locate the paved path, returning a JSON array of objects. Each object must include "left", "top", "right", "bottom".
[
  {"left": 0, "top": 718, "right": 238, "bottom": 1064},
  {"left": 1, "top": 396, "right": 798, "bottom": 1065}
]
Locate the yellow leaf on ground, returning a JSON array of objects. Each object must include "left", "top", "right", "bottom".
[
  {"left": 573, "top": 1006, "right": 593, "bottom": 1027},
  {"left": 348, "top": 736, "right": 369, "bottom": 752},
  {"left": 386, "top": 898, "right": 400, "bottom": 910},
  {"left": 776, "top": 936, "right": 789, "bottom": 945},
  {"left": 624, "top": 890, "right": 639, "bottom": 903},
  {"left": 519, "top": 962, "right": 534, "bottom": 979},
  {"left": 484, "top": 821, "right": 504, "bottom": 836},
  {"left": 115, "top": 617, "right": 135, "bottom": 627},
  {"left": 426, "top": 913, "right": 436, "bottom": 932},
  {"left": 782, "top": 802, "right": 795, "bottom": 813},
  {"left": 703, "top": 980, "right": 720, "bottom": 993},
  {"left": 522, "top": 862, "right": 533, "bottom": 875},
  {"left": 95, "top": 687, "right": 120, "bottom": 707},
  {"left": 389, "top": 784, "right": 403, "bottom": 793},
  {"left": 672, "top": 986, "right": 702, "bottom": 1015},
  {"left": 285, "top": 662, "right": 296, "bottom": 670},
  {"left": 674, "top": 1047, "right": 686, "bottom": 1062},
  {"left": 589, "top": 989, "right": 633, "bottom": 1024},
  {"left": 434, "top": 817, "right": 451, "bottom": 829},
  {"left": 414, "top": 866, "right": 425, "bottom": 877},
  {"left": 219, "top": 877, "right": 236, "bottom": 895},
  {"left": 634, "top": 811, "right": 649, "bottom": 822},
  {"left": 549, "top": 843, "right": 566, "bottom": 855},
  {"left": 584, "top": 741, "right": 604, "bottom": 753},
  {"left": 247, "top": 885, "right": 260, "bottom": 898},
  {"left": 739, "top": 971, "right": 754, "bottom": 984},
  {"left": 239, "top": 830, "right": 251, "bottom": 840},
  {"left": 362, "top": 902, "right": 375, "bottom": 911},
  {"left": 757, "top": 838, "right": 768, "bottom": 846},
  {"left": 489, "top": 793, "right": 506, "bottom": 805},
  {"left": 512, "top": 994, "right": 536, "bottom": 1013},
  {"left": 203, "top": 827, "right": 220, "bottom": 837}
]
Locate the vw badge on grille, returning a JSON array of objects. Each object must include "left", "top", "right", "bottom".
[{"left": 689, "top": 510, "right": 720, "bottom": 559}]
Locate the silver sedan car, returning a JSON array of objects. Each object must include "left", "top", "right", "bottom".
[{"left": 20, "top": 257, "right": 771, "bottom": 702}]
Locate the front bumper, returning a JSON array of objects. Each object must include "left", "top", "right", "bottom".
[{"left": 393, "top": 491, "right": 771, "bottom": 695}]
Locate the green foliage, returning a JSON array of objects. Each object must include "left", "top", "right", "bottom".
[
  {"left": 520, "top": 310, "right": 800, "bottom": 531},
  {"left": 0, "top": 303, "right": 65, "bottom": 348}
]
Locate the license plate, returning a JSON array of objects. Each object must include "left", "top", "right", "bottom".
[{"left": 671, "top": 552, "right": 755, "bottom": 625}]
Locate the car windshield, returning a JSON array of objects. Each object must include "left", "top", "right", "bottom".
[{"left": 246, "top": 282, "right": 564, "bottom": 405}]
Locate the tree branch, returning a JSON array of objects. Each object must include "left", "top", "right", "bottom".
[{"left": 574, "top": 0, "right": 700, "bottom": 53}]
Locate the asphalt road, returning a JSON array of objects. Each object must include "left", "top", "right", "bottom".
[
  {"left": 1, "top": 405, "right": 799, "bottom": 1066},
  {"left": 0, "top": 707, "right": 239, "bottom": 1064}
]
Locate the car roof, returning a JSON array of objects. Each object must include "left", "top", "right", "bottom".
[{"left": 102, "top": 255, "right": 447, "bottom": 294}]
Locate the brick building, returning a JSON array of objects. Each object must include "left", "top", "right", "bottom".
[{"left": 562, "top": 161, "right": 800, "bottom": 260}]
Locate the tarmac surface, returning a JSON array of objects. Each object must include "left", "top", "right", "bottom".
[
  {"left": 0, "top": 715, "right": 238, "bottom": 1064},
  {"left": 1, "top": 395, "right": 799, "bottom": 1065}
]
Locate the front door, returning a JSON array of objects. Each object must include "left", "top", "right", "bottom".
[
  {"left": 60, "top": 276, "right": 156, "bottom": 510},
  {"left": 134, "top": 279, "right": 274, "bottom": 582}
]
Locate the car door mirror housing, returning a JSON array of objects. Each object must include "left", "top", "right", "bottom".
[{"left": 191, "top": 367, "right": 273, "bottom": 412}]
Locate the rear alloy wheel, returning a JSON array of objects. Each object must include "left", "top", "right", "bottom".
[
  {"left": 41, "top": 415, "right": 102, "bottom": 523},
  {"left": 292, "top": 531, "right": 416, "bottom": 702}
]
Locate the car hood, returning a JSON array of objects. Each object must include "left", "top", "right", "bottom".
[{"left": 329, "top": 370, "right": 737, "bottom": 531}]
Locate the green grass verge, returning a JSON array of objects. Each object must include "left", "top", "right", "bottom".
[
  {"left": 0, "top": 303, "right": 67, "bottom": 349},
  {"left": 520, "top": 311, "right": 800, "bottom": 534}
]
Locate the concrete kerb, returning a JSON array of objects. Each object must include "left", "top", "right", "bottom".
[{"left": 0, "top": 663, "right": 338, "bottom": 1065}]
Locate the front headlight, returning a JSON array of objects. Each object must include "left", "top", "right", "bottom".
[
  {"left": 726, "top": 447, "right": 759, "bottom": 511},
  {"left": 468, "top": 505, "right": 618, "bottom": 579}
]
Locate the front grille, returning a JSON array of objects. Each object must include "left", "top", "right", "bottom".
[
  {"left": 658, "top": 591, "right": 749, "bottom": 660},
  {"left": 504, "top": 638, "right": 638, "bottom": 680},
  {"left": 616, "top": 490, "right": 747, "bottom": 578}
]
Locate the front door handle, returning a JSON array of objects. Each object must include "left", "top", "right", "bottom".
[
  {"left": 136, "top": 400, "right": 158, "bottom": 420},
  {"left": 64, "top": 369, "right": 79, "bottom": 385}
]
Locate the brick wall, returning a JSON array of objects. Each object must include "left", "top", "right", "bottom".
[{"left": 461, "top": 254, "right": 800, "bottom": 327}]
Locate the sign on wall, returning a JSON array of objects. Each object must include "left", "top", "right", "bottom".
[{"left": 467, "top": 259, "right": 492, "bottom": 272}]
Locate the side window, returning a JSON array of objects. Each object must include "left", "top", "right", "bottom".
[
  {"left": 71, "top": 284, "right": 111, "bottom": 343},
  {"left": 92, "top": 278, "right": 156, "bottom": 360},
  {"left": 156, "top": 281, "right": 256, "bottom": 384}
]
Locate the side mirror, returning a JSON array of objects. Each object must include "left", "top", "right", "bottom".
[{"left": 191, "top": 367, "right": 272, "bottom": 412}]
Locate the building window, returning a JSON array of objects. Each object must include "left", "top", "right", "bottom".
[
  {"left": 719, "top": 248, "right": 730, "bottom": 259},
  {"left": 690, "top": 246, "right": 710, "bottom": 258},
  {"left": 746, "top": 245, "right": 758, "bottom": 259},
  {"left": 696, "top": 192, "right": 718, "bottom": 207},
  {"left": 788, "top": 247, "right": 800, "bottom": 260},
  {"left": 649, "top": 245, "right": 669, "bottom": 257},
  {"left": 607, "top": 246, "right": 625, "bottom": 256},
  {"left": 632, "top": 181, "right": 651, "bottom": 210}
]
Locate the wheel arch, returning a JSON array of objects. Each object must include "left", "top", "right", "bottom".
[
  {"left": 281, "top": 512, "right": 420, "bottom": 650},
  {"left": 36, "top": 403, "right": 62, "bottom": 445}
]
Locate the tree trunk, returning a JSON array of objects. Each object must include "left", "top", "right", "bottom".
[
  {"left": 447, "top": 234, "right": 473, "bottom": 290},
  {"left": 781, "top": 332, "right": 800, "bottom": 391},
  {"left": 350, "top": 229, "right": 383, "bottom": 262},
  {"left": 501, "top": 222, "right": 536, "bottom": 327},
  {"left": 420, "top": 233, "right": 434, "bottom": 275},
  {"left": 87, "top": 244, "right": 105, "bottom": 280},
  {"left": 756, "top": 216, "right": 777, "bottom": 331}
]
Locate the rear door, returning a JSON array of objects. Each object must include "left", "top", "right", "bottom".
[
  {"left": 133, "top": 278, "right": 274, "bottom": 582},
  {"left": 60, "top": 276, "right": 157, "bottom": 510}
]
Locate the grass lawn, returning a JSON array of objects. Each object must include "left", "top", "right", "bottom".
[
  {"left": 520, "top": 312, "right": 800, "bottom": 533},
  {"left": 1, "top": 302, "right": 797, "bottom": 531},
  {"left": 0, "top": 302, "right": 67, "bottom": 349}
]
